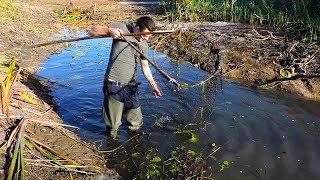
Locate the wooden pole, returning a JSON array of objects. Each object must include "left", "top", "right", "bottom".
[
  {"left": 29, "top": 30, "right": 175, "bottom": 48},
  {"left": 122, "top": 36, "right": 181, "bottom": 87}
]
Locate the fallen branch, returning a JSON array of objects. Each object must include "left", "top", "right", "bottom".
[
  {"left": 257, "top": 73, "right": 320, "bottom": 87},
  {"left": 29, "top": 30, "right": 175, "bottom": 48}
]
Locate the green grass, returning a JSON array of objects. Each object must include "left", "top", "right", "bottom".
[
  {"left": 0, "top": 0, "right": 20, "bottom": 21},
  {"left": 162, "top": 0, "right": 320, "bottom": 42}
]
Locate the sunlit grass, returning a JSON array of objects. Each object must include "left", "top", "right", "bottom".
[
  {"left": 0, "top": 0, "right": 20, "bottom": 21},
  {"left": 163, "top": 0, "right": 320, "bottom": 42}
]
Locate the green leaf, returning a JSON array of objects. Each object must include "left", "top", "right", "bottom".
[
  {"left": 150, "top": 156, "right": 162, "bottom": 163},
  {"left": 187, "top": 149, "right": 197, "bottom": 157},
  {"left": 169, "top": 163, "right": 179, "bottom": 174},
  {"left": 280, "top": 69, "right": 292, "bottom": 78},
  {"left": 19, "top": 92, "right": 37, "bottom": 105},
  {"left": 147, "top": 169, "right": 160, "bottom": 177},
  {"left": 31, "top": 141, "right": 62, "bottom": 166},
  {"left": 20, "top": 137, "right": 25, "bottom": 180},
  {"left": 146, "top": 164, "right": 161, "bottom": 177},
  {"left": 220, "top": 160, "right": 230, "bottom": 172},
  {"left": 180, "top": 83, "right": 189, "bottom": 89},
  {"left": 131, "top": 152, "right": 140, "bottom": 159},
  {"left": 188, "top": 132, "right": 199, "bottom": 143}
]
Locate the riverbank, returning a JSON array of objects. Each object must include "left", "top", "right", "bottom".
[{"left": 152, "top": 22, "right": 320, "bottom": 100}]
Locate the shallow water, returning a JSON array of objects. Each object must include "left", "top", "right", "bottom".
[{"left": 37, "top": 37, "right": 320, "bottom": 179}]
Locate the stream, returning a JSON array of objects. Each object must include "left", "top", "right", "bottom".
[{"left": 37, "top": 36, "right": 320, "bottom": 179}]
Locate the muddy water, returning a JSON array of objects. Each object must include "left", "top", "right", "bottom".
[{"left": 37, "top": 38, "right": 320, "bottom": 179}]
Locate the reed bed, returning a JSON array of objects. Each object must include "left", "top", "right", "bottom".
[
  {"left": 162, "top": 0, "right": 320, "bottom": 42},
  {"left": 0, "top": 59, "right": 107, "bottom": 179}
]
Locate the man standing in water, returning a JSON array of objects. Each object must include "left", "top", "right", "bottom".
[{"left": 87, "top": 16, "right": 162, "bottom": 138}]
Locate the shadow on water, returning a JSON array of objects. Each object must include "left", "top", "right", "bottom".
[{"left": 37, "top": 35, "right": 320, "bottom": 179}]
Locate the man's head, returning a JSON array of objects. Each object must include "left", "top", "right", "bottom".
[{"left": 135, "top": 16, "right": 156, "bottom": 41}]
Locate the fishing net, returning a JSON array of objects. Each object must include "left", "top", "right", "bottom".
[{"left": 150, "top": 29, "right": 223, "bottom": 121}]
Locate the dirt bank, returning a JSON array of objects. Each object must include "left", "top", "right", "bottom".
[{"left": 153, "top": 22, "right": 320, "bottom": 101}]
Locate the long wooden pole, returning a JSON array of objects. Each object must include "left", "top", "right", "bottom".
[
  {"left": 29, "top": 30, "right": 175, "bottom": 48},
  {"left": 122, "top": 36, "right": 180, "bottom": 87}
]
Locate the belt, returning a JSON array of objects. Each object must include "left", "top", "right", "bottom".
[{"left": 107, "top": 79, "right": 140, "bottom": 86}]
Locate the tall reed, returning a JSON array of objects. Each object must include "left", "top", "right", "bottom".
[{"left": 162, "top": 0, "right": 320, "bottom": 42}]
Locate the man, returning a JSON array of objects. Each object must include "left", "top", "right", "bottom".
[{"left": 87, "top": 16, "right": 162, "bottom": 138}]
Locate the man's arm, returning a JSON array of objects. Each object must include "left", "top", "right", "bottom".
[
  {"left": 87, "top": 26, "right": 123, "bottom": 39},
  {"left": 141, "top": 58, "right": 162, "bottom": 98}
]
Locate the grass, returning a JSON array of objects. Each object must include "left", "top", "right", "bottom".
[
  {"left": 0, "top": 0, "right": 20, "bottom": 21},
  {"left": 162, "top": 0, "right": 320, "bottom": 42}
]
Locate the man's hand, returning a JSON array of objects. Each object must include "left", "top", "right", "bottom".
[
  {"left": 151, "top": 82, "right": 162, "bottom": 98},
  {"left": 108, "top": 28, "right": 124, "bottom": 39},
  {"left": 86, "top": 26, "right": 123, "bottom": 39}
]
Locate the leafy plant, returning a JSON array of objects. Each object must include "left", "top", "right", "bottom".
[
  {"left": 220, "top": 160, "right": 230, "bottom": 171},
  {"left": 176, "top": 129, "right": 199, "bottom": 143}
]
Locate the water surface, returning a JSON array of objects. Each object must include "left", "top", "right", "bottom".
[{"left": 37, "top": 37, "right": 320, "bottom": 179}]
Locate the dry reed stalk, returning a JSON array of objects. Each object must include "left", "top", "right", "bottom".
[
  {"left": 29, "top": 119, "right": 79, "bottom": 129},
  {"left": 8, "top": 67, "right": 22, "bottom": 99},
  {"left": 26, "top": 162, "right": 97, "bottom": 175},
  {"left": 25, "top": 135, "right": 79, "bottom": 165},
  {"left": 6, "top": 118, "right": 26, "bottom": 149}
]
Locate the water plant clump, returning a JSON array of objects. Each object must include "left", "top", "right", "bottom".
[
  {"left": 132, "top": 145, "right": 223, "bottom": 179},
  {"left": 162, "top": 0, "right": 320, "bottom": 42}
]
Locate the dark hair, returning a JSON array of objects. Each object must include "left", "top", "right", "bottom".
[{"left": 136, "top": 16, "right": 156, "bottom": 32}]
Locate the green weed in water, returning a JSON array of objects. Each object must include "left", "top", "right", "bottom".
[
  {"left": 176, "top": 129, "right": 199, "bottom": 143},
  {"left": 220, "top": 160, "right": 230, "bottom": 171}
]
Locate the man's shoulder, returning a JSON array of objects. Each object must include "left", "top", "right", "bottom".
[{"left": 108, "top": 22, "right": 133, "bottom": 33}]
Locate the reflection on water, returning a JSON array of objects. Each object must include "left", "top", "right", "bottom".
[{"left": 37, "top": 38, "right": 320, "bottom": 179}]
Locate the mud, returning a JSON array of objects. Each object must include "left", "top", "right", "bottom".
[{"left": 153, "top": 22, "right": 320, "bottom": 100}]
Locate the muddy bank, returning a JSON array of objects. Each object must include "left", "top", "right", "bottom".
[{"left": 153, "top": 22, "right": 320, "bottom": 101}]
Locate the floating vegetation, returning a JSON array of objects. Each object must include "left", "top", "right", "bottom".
[
  {"left": 132, "top": 145, "right": 214, "bottom": 178},
  {"left": 176, "top": 129, "right": 200, "bottom": 143}
]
